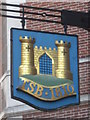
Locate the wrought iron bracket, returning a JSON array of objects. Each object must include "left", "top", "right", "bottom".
[{"left": 0, "top": 3, "right": 90, "bottom": 32}]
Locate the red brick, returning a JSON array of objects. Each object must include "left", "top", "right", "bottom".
[{"left": 23, "top": 102, "right": 90, "bottom": 119}]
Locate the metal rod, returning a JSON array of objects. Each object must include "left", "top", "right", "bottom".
[
  {"left": 0, "top": 14, "right": 61, "bottom": 24},
  {"left": 1, "top": 2, "right": 62, "bottom": 12},
  {"left": 63, "top": 25, "right": 68, "bottom": 34},
  {"left": 0, "top": 2, "right": 62, "bottom": 29},
  {"left": 22, "top": 6, "right": 25, "bottom": 29},
  {"left": 0, "top": 8, "right": 61, "bottom": 18}
]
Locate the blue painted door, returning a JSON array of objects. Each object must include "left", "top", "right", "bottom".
[{"left": 39, "top": 53, "right": 52, "bottom": 75}]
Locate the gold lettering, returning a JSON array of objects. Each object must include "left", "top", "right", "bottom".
[
  {"left": 27, "top": 82, "right": 35, "bottom": 93},
  {"left": 18, "top": 79, "right": 76, "bottom": 101},
  {"left": 35, "top": 84, "right": 43, "bottom": 97},
  {"left": 21, "top": 80, "right": 27, "bottom": 90},
  {"left": 67, "top": 84, "right": 74, "bottom": 95},
  {"left": 50, "top": 88, "right": 55, "bottom": 100},
  {"left": 55, "top": 87, "right": 62, "bottom": 97},
  {"left": 62, "top": 85, "right": 68, "bottom": 96}
]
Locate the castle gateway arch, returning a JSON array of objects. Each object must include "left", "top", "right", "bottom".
[{"left": 39, "top": 53, "right": 52, "bottom": 75}]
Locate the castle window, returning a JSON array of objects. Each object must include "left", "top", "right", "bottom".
[{"left": 39, "top": 53, "right": 52, "bottom": 75}]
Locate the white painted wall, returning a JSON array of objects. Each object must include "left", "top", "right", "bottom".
[
  {"left": 6, "top": 0, "right": 27, "bottom": 106},
  {"left": 0, "top": 0, "right": 34, "bottom": 117},
  {"left": 6, "top": 0, "right": 26, "bottom": 71}
]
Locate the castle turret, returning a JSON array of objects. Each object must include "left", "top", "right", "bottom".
[
  {"left": 55, "top": 40, "right": 73, "bottom": 80},
  {"left": 19, "top": 36, "right": 37, "bottom": 76}
]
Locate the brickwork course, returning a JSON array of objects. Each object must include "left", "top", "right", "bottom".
[{"left": 22, "top": 2, "right": 90, "bottom": 120}]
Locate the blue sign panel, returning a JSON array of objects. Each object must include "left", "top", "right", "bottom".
[{"left": 11, "top": 28, "right": 79, "bottom": 110}]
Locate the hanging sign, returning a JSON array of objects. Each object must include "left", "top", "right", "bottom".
[{"left": 11, "top": 28, "right": 79, "bottom": 110}]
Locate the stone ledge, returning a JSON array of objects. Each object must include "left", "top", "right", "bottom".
[{"left": 0, "top": 94, "right": 90, "bottom": 119}]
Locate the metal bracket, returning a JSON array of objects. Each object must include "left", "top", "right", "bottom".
[
  {"left": 20, "top": 6, "right": 25, "bottom": 29},
  {"left": 0, "top": 3, "right": 90, "bottom": 31},
  {"left": 63, "top": 24, "right": 68, "bottom": 34}
]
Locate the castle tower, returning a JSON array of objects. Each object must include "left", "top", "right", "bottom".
[
  {"left": 55, "top": 40, "right": 73, "bottom": 80},
  {"left": 19, "top": 36, "right": 37, "bottom": 76}
]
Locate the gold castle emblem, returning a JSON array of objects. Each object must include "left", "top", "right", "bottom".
[
  {"left": 19, "top": 36, "right": 73, "bottom": 80},
  {"left": 19, "top": 36, "right": 37, "bottom": 76},
  {"left": 55, "top": 40, "right": 73, "bottom": 80}
]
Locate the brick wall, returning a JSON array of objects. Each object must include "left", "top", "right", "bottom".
[
  {"left": 23, "top": 2, "right": 90, "bottom": 119},
  {"left": 23, "top": 102, "right": 89, "bottom": 119}
]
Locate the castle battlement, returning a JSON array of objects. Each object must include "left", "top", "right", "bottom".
[
  {"left": 55, "top": 40, "right": 71, "bottom": 48},
  {"left": 19, "top": 36, "right": 35, "bottom": 44},
  {"left": 34, "top": 46, "right": 56, "bottom": 51},
  {"left": 19, "top": 36, "right": 37, "bottom": 76}
]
